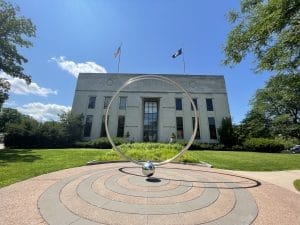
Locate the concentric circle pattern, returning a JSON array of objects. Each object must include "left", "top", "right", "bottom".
[{"left": 38, "top": 163, "right": 258, "bottom": 225}]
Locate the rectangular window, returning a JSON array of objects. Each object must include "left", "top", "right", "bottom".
[
  {"left": 192, "top": 117, "right": 200, "bottom": 139},
  {"left": 191, "top": 98, "right": 198, "bottom": 110},
  {"left": 83, "top": 115, "right": 93, "bottom": 137},
  {"left": 104, "top": 96, "right": 112, "bottom": 109},
  {"left": 100, "top": 115, "right": 109, "bottom": 137},
  {"left": 143, "top": 101, "right": 158, "bottom": 142},
  {"left": 175, "top": 98, "right": 182, "bottom": 110},
  {"left": 88, "top": 96, "right": 96, "bottom": 109},
  {"left": 206, "top": 98, "right": 214, "bottom": 111},
  {"left": 117, "top": 116, "right": 125, "bottom": 137},
  {"left": 208, "top": 117, "right": 217, "bottom": 139},
  {"left": 176, "top": 117, "right": 184, "bottom": 139},
  {"left": 119, "top": 97, "right": 127, "bottom": 110}
]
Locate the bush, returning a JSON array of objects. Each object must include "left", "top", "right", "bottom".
[
  {"left": 175, "top": 140, "right": 225, "bottom": 150},
  {"left": 243, "top": 138, "right": 285, "bottom": 153},
  {"left": 118, "top": 142, "right": 183, "bottom": 161},
  {"left": 4, "top": 112, "right": 83, "bottom": 148},
  {"left": 218, "top": 117, "right": 236, "bottom": 147},
  {"left": 76, "top": 137, "right": 128, "bottom": 149}
]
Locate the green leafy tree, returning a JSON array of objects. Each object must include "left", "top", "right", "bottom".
[
  {"left": 0, "top": 107, "right": 23, "bottom": 132},
  {"left": 0, "top": 0, "right": 36, "bottom": 108},
  {"left": 224, "top": 0, "right": 300, "bottom": 73},
  {"left": 59, "top": 112, "right": 83, "bottom": 144},
  {"left": 244, "top": 74, "right": 300, "bottom": 139},
  {"left": 218, "top": 117, "right": 236, "bottom": 147},
  {"left": 239, "top": 110, "right": 272, "bottom": 139}
]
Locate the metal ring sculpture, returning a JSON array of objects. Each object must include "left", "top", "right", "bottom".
[{"left": 105, "top": 75, "right": 198, "bottom": 175}]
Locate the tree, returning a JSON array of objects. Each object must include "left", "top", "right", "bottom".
[
  {"left": 245, "top": 73, "right": 300, "bottom": 139},
  {"left": 218, "top": 117, "right": 236, "bottom": 147},
  {"left": 0, "top": 0, "right": 36, "bottom": 108},
  {"left": 59, "top": 112, "right": 83, "bottom": 144},
  {"left": 223, "top": 0, "right": 300, "bottom": 73},
  {"left": 239, "top": 110, "right": 272, "bottom": 139},
  {"left": 0, "top": 107, "right": 23, "bottom": 132}
]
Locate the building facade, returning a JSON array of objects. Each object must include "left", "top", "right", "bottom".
[{"left": 72, "top": 73, "right": 231, "bottom": 143}]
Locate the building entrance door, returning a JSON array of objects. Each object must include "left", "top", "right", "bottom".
[{"left": 143, "top": 100, "right": 158, "bottom": 142}]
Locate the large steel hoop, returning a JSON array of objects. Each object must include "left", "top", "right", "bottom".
[{"left": 105, "top": 75, "right": 198, "bottom": 166}]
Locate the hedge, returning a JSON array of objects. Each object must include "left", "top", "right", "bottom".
[
  {"left": 75, "top": 137, "right": 128, "bottom": 149},
  {"left": 243, "top": 138, "right": 285, "bottom": 153}
]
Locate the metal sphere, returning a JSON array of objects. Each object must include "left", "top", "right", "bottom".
[{"left": 142, "top": 161, "right": 155, "bottom": 177}]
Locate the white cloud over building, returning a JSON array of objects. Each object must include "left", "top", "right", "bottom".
[{"left": 50, "top": 56, "right": 107, "bottom": 77}]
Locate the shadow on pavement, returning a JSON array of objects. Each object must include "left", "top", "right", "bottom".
[{"left": 119, "top": 166, "right": 261, "bottom": 189}]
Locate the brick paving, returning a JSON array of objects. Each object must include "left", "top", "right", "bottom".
[{"left": 0, "top": 162, "right": 299, "bottom": 225}]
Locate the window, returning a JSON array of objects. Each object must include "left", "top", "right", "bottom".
[
  {"left": 206, "top": 98, "right": 214, "bottom": 111},
  {"left": 192, "top": 117, "right": 200, "bottom": 139},
  {"left": 104, "top": 96, "right": 112, "bottom": 109},
  {"left": 119, "top": 97, "right": 127, "bottom": 110},
  {"left": 208, "top": 117, "right": 217, "bottom": 139},
  {"left": 191, "top": 98, "right": 198, "bottom": 110},
  {"left": 175, "top": 98, "right": 182, "bottom": 110},
  {"left": 88, "top": 96, "right": 96, "bottom": 109},
  {"left": 83, "top": 115, "right": 93, "bottom": 137},
  {"left": 143, "top": 101, "right": 158, "bottom": 142},
  {"left": 117, "top": 116, "right": 125, "bottom": 137},
  {"left": 100, "top": 115, "right": 109, "bottom": 137},
  {"left": 176, "top": 117, "right": 184, "bottom": 139}
]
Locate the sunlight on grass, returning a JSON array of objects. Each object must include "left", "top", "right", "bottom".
[{"left": 1, "top": 145, "right": 300, "bottom": 188}]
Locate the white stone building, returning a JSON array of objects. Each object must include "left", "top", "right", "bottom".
[{"left": 72, "top": 73, "right": 231, "bottom": 143}]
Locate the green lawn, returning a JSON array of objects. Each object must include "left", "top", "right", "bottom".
[{"left": 1, "top": 148, "right": 300, "bottom": 188}]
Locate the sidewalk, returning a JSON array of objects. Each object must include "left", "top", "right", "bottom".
[{"left": 231, "top": 170, "right": 300, "bottom": 194}]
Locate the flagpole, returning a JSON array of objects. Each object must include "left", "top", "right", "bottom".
[
  {"left": 117, "top": 51, "right": 121, "bottom": 73},
  {"left": 182, "top": 47, "right": 186, "bottom": 74}
]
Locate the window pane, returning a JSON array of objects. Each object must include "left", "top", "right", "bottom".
[
  {"left": 100, "top": 115, "right": 109, "bottom": 137},
  {"left": 176, "top": 117, "right": 184, "bottom": 139},
  {"left": 119, "top": 97, "right": 127, "bottom": 110},
  {"left": 208, "top": 117, "right": 217, "bottom": 139},
  {"left": 192, "top": 117, "right": 200, "bottom": 139},
  {"left": 143, "top": 100, "right": 158, "bottom": 142},
  {"left": 88, "top": 97, "right": 96, "bottom": 109},
  {"left": 191, "top": 98, "right": 198, "bottom": 110},
  {"left": 104, "top": 97, "right": 112, "bottom": 109},
  {"left": 83, "top": 115, "right": 93, "bottom": 137},
  {"left": 206, "top": 98, "right": 213, "bottom": 111},
  {"left": 117, "top": 116, "right": 125, "bottom": 137},
  {"left": 175, "top": 98, "right": 182, "bottom": 110}
]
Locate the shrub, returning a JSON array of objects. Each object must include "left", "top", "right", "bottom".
[
  {"left": 118, "top": 142, "right": 183, "bottom": 161},
  {"left": 4, "top": 112, "right": 83, "bottom": 148},
  {"left": 243, "top": 138, "right": 285, "bottom": 153},
  {"left": 76, "top": 137, "right": 128, "bottom": 149},
  {"left": 176, "top": 140, "right": 225, "bottom": 150},
  {"left": 218, "top": 117, "right": 236, "bottom": 147}
]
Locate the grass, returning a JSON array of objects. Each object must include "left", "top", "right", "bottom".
[
  {"left": 1, "top": 146, "right": 300, "bottom": 188},
  {"left": 294, "top": 180, "right": 300, "bottom": 191}
]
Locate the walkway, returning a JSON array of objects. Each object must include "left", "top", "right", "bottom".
[{"left": 0, "top": 162, "right": 299, "bottom": 225}]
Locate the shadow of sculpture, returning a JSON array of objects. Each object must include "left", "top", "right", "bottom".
[{"left": 119, "top": 166, "right": 261, "bottom": 189}]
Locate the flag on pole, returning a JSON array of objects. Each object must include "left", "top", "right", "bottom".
[
  {"left": 114, "top": 45, "right": 121, "bottom": 58},
  {"left": 172, "top": 48, "right": 182, "bottom": 58}
]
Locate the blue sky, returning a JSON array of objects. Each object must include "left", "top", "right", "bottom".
[{"left": 3, "top": 0, "right": 272, "bottom": 123}]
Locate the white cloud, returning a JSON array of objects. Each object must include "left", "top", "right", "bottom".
[
  {"left": 50, "top": 56, "right": 107, "bottom": 77},
  {"left": 17, "top": 102, "right": 71, "bottom": 122},
  {"left": 0, "top": 72, "right": 57, "bottom": 96}
]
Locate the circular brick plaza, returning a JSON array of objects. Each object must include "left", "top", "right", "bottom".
[{"left": 0, "top": 162, "right": 299, "bottom": 225}]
